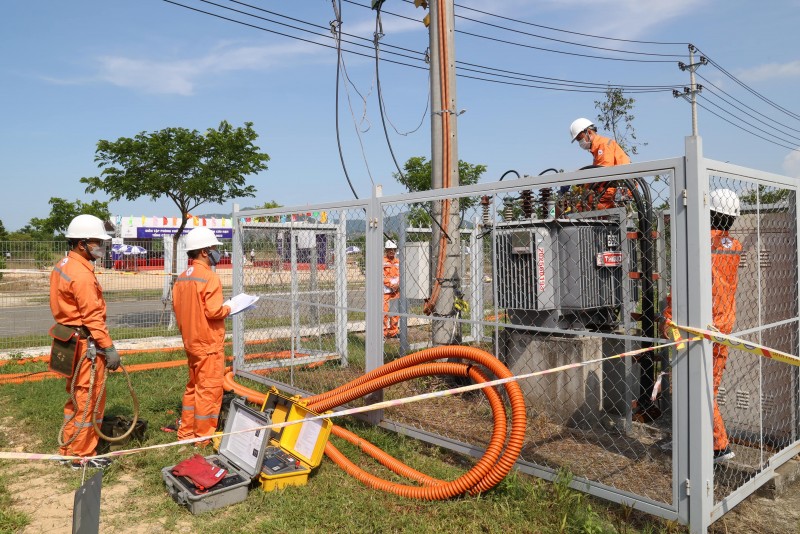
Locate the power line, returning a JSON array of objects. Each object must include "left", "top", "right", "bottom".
[
  {"left": 348, "top": 0, "right": 684, "bottom": 58},
  {"left": 695, "top": 47, "right": 800, "bottom": 123},
  {"left": 698, "top": 94, "right": 800, "bottom": 147},
  {"left": 343, "top": 0, "right": 679, "bottom": 63},
  {"left": 443, "top": 0, "right": 689, "bottom": 46},
  {"left": 183, "top": 0, "right": 684, "bottom": 93},
  {"left": 694, "top": 99, "right": 800, "bottom": 152},
  {"left": 700, "top": 84, "right": 800, "bottom": 142}
]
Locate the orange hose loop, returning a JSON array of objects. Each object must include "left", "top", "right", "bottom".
[{"left": 223, "top": 346, "right": 527, "bottom": 500}]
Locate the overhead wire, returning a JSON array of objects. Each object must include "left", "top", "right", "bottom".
[
  {"left": 694, "top": 99, "right": 800, "bottom": 153},
  {"left": 443, "top": 0, "right": 690, "bottom": 46},
  {"left": 694, "top": 47, "right": 800, "bottom": 122},
  {"left": 697, "top": 73, "right": 800, "bottom": 136},
  {"left": 331, "top": 0, "right": 361, "bottom": 199},
  {"left": 165, "top": 0, "right": 799, "bottom": 154},
  {"left": 699, "top": 84, "right": 800, "bottom": 143},
  {"left": 697, "top": 94, "right": 800, "bottom": 148},
  {"left": 164, "top": 0, "right": 681, "bottom": 94}
]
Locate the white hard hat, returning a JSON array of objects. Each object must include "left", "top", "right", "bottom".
[
  {"left": 709, "top": 189, "right": 740, "bottom": 217},
  {"left": 385, "top": 240, "right": 397, "bottom": 249},
  {"left": 185, "top": 227, "right": 222, "bottom": 251},
  {"left": 65, "top": 214, "right": 111, "bottom": 240},
  {"left": 569, "top": 117, "right": 594, "bottom": 142}
]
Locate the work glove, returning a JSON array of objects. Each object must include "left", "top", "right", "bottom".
[{"left": 102, "top": 345, "right": 121, "bottom": 371}]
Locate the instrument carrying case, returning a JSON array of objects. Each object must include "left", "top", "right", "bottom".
[
  {"left": 257, "top": 388, "right": 332, "bottom": 492},
  {"left": 162, "top": 398, "right": 271, "bottom": 514}
]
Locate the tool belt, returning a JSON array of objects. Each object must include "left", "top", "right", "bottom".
[{"left": 48, "top": 323, "right": 90, "bottom": 377}]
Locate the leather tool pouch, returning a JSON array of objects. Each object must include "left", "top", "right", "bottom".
[{"left": 49, "top": 324, "right": 82, "bottom": 377}]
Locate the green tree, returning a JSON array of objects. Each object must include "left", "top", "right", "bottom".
[
  {"left": 594, "top": 87, "right": 646, "bottom": 156},
  {"left": 0, "top": 220, "right": 7, "bottom": 242},
  {"left": 28, "top": 197, "right": 111, "bottom": 240},
  {"left": 740, "top": 184, "right": 791, "bottom": 205},
  {"left": 81, "top": 121, "right": 270, "bottom": 277},
  {"left": 393, "top": 156, "right": 487, "bottom": 227}
]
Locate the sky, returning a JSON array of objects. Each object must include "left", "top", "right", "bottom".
[{"left": 2, "top": 0, "right": 800, "bottom": 232}]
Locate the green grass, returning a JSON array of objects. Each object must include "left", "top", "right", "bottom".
[{"left": 0, "top": 349, "right": 678, "bottom": 533}]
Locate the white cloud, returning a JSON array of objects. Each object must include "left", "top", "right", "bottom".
[
  {"left": 783, "top": 150, "right": 800, "bottom": 178},
  {"left": 737, "top": 61, "right": 800, "bottom": 83},
  {"left": 499, "top": 0, "right": 707, "bottom": 41},
  {"left": 52, "top": 40, "right": 324, "bottom": 95}
]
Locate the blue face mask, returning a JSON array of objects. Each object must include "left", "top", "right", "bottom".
[{"left": 208, "top": 249, "right": 221, "bottom": 266}]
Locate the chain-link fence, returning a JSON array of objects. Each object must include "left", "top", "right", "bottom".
[
  {"left": 230, "top": 146, "right": 800, "bottom": 531},
  {"left": 3, "top": 141, "right": 798, "bottom": 530},
  {"left": 0, "top": 237, "right": 232, "bottom": 353}
]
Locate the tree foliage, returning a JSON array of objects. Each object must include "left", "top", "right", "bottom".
[
  {"left": 81, "top": 121, "right": 270, "bottom": 276},
  {"left": 28, "top": 197, "right": 111, "bottom": 240},
  {"left": 393, "top": 156, "right": 487, "bottom": 227},
  {"left": 594, "top": 87, "right": 646, "bottom": 156}
]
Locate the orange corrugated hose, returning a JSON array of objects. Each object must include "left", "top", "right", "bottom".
[{"left": 222, "top": 345, "right": 528, "bottom": 500}]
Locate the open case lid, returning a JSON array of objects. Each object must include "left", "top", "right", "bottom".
[
  {"left": 218, "top": 399, "right": 273, "bottom": 478},
  {"left": 277, "top": 403, "right": 333, "bottom": 468}
]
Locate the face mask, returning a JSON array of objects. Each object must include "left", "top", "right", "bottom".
[
  {"left": 87, "top": 243, "right": 105, "bottom": 260},
  {"left": 578, "top": 138, "right": 592, "bottom": 150},
  {"left": 208, "top": 249, "right": 221, "bottom": 266}
]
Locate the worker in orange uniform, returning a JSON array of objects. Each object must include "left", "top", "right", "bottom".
[
  {"left": 50, "top": 214, "right": 119, "bottom": 469},
  {"left": 569, "top": 118, "right": 631, "bottom": 211},
  {"left": 173, "top": 227, "right": 231, "bottom": 445},
  {"left": 662, "top": 188, "right": 741, "bottom": 463},
  {"left": 383, "top": 240, "right": 400, "bottom": 338}
]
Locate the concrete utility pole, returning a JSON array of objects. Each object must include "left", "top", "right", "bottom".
[
  {"left": 675, "top": 44, "right": 706, "bottom": 136},
  {"left": 427, "top": 0, "right": 462, "bottom": 346}
]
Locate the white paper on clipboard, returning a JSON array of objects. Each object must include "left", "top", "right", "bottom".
[{"left": 293, "top": 417, "right": 323, "bottom": 460}]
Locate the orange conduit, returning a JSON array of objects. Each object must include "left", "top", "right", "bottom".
[{"left": 223, "top": 345, "right": 527, "bottom": 500}]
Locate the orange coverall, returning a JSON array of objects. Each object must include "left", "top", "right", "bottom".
[
  {"left": 664, "top": 229, "right": 741, "bottom": 451},
  {"left": 383, "top": 255, "right": 400, "bottom": 337},
  {"left": 172, "top": 262, "right": 231, "bottom": 442},
  {"left": 50, "top": 251, "right": 114, "bottom": 457},
  {"left": 579, "top": 133, "right": 631, "bottom": 210}
]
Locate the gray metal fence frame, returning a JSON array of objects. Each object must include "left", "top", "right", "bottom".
[{"left": 225, "top": 138, "right": 800, "bottom": 533}]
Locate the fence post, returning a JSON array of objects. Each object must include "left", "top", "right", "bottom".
[
  {"left": 363, "top": 186, "right": 385, "bottom": 425},
  {"left": 683, "top": 136, "right": 715, "bottom": 532},
  {"left": 336, "top": 212, "right": 348, "bottom": 365}
]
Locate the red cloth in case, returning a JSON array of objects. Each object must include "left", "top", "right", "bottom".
[{"left": 172, "top": 454, "right": 228, "bottom": 491}]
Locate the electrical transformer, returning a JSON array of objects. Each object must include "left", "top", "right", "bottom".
[{"left": 495, "top": 219, "right": 626, "bottom": 330}]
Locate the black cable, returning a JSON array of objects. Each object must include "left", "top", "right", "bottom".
[
  {"left": 498, "top": 170, "right": 520, "bottom": 182},
  {"left": 693, "top": 100, "right": 800, "bottom": 152},
  {"left": 446, "top": 1, "right": 689, "bottom": 46},
  {"left": 698, "top": 93, "right": 800, "bottom": 146},
  {"left": 162, "top": 1, "right": 672, "bottom": 95},
  {"left": 455, "top": 28, "right": 676, "bottom": 63},
  {"left": 695, "top": 48, "right": 800, "bottom": 122},
  {"left": 347, "top": 0, "right": 685, "bottom": 58},
  {"left": 374, "top": 6, "right": 407, "bottom": 180},
  {"left": 332, "top": 0, "right": 360, "bottom": 199},
  {"left": 697, "top": 74, "right": 800, "bottom": 136},
  {"left": 373, "top": 6, "right": 451, "bottom": 241}
]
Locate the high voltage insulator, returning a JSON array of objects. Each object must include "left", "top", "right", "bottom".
[
  {"left": 480, "top": 195, "right": 492, "bottom": 226},
  {"left": 520, "top": 190, "right": 534, "bottom": 219}
]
